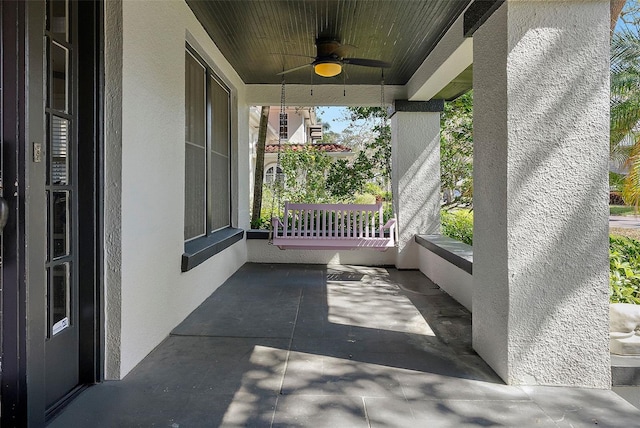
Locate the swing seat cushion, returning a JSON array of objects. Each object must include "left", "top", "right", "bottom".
[{"left": 271, "top": 202, "right": 396, "bottom": 251}]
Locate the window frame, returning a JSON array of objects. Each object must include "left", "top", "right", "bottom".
[
  {"left": 184, "top": 45, "right": 232, "bottom": 242},
  {"left": 182, "top": 44, "right": 241, "bottom": 272},
  {"left": 279, "top": 111, "right": 288, "bottom": 140},
  {"left": 264, "top": 164, "right": 284, "bottom": 184}
]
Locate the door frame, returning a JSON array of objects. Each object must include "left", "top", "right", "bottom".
[
  {"left": 1, "top": 1, "right": 104, "bottom": 425},
  {"left": 1, "top": 1, "right": 31, "bottom": 425}
]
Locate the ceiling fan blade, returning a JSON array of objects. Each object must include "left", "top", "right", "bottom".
[
  {"left": 342, "top": 58, "right": 391, "bottom": 68},
  {"left": 330, "top": 44, "right": 356, "bottom": 58},
  {"left": 277, "top": 63, "right": 313, "bottom": 75}
]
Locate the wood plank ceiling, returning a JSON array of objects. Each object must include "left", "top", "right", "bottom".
[{"left": 186, "top": 0, "right": 472, "bottom": 86}]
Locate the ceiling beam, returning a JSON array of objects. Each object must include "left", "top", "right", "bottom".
[
  {"left": 245, "top": 84, "right": 407, "bottom": 107},
  {"left": 406, "top": 13, "right": 473, "bottom": 102},
  {"left": 463, "top": 0, "right": 505, "bottom": 37}
]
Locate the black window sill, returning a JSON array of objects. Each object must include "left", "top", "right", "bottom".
[
  {"left": 182, "top": 227, "right": 244, "bottom": 272},
  {"left": 246, "top": 229, "right": 270, "bottom": 239}
]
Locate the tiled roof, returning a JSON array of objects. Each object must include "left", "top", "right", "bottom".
[{"left": 265, "top": 143, "right": 352, "bottom": 153}]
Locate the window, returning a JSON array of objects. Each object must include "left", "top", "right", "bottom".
[
  {"left": 184, "top": 48, "right": 231, "bottom": 241},
  {"left": 279, "top": 112, "right": 288, "bottom": 140},
  {"left": 265, "top": 165, "right": 284, "bottom": 184}
]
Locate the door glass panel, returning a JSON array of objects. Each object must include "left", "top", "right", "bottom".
[
  {"left": 50, "top": 116, "right": 69, "bottom": 185},
  {"left": 51, "top": 263, "right": 70, "bottom": 335},
  {"left": 50, "top": 41, "right": 68, "bottom": 112},
  {"left": 49, "top": 0, "right": 68, "bottom": 42},
  {"left": 210, "top": 77, "right": 229, "bottom": 156},
  {"left": 52, "top": 191, "right": 69, "bottom": 258},
  {"left": 185, "top": 52, "right": 206, "bottom": 148},
  {"left": 211, "top": 152, "right": 229, "bottom": 231},
  {"left": 46, "top": 191, "right": 51, "bottom": 261},
  {"left": 184, "top": 144, "right": 206, "bottom": 240}
]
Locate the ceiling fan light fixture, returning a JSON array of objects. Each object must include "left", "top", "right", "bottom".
[{"left": 314, "top": 62, "right": 342, "bottom": 77}]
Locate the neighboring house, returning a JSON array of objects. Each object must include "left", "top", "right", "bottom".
[
  {"left": 1, "top": 1, "right": 615, "bottom": 423},
  {"left": 264, "top": 142, "right": 353, "bottom": 187},
  {"left": 267, "top": 106, "right": 323, "bottom": 146},
  {"left": 250, "top": 106, "right": 330, "bottom": 196}
]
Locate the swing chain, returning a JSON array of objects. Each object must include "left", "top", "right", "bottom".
[
  {"left": 380, "top": 69, "right": 398, "bottom": 246},
  {"left": 268, "top": 79, "right": 286, "bottom": 243}
]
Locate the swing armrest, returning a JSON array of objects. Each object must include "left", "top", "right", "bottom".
[
  {"left": 382, "top": 218, "right": 396, "bottom": 230},
  {"left": 381, "top": 217, "right": 397, "bottom": 246},
  {"left": 271, "top": 217, "right": 283, "bottom": 229}
]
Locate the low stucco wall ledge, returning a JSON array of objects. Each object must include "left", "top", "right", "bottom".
[
  {"left": 612, "top": 355, "right": 640, "bottom": 387},
  {"left": 416, "top": 234, "right": 473, "bottom": 312},
  {"left": 415, "top": 234, "right": 473, "bottom": 274}
]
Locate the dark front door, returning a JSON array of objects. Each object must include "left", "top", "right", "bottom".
[
  {"left": 43, "top": 0, "right": 81, "bottom": 407},
  {"left": 1, "top": 0, "right": 102, "bottom": 424}
]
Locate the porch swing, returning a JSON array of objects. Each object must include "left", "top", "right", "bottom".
[{"left": 269, "top": 77, "right": 398, "bottom": 251}]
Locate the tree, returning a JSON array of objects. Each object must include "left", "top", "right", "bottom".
[
  {"left": 612, "top": 0, "right": 629, "bottom": 34},
  {"left": 251, "top": 106, "right": 270, "bottom": 228},
  {"left": 440, "top": 91, "right": 473, "bottom": 207},
  {"left": 610, "top": 3, "right": 640, "bottom": 206},
  {"left": 279, "top": 145, "right": 332, "bottom": 203},
  {"left": 327, "top": 107, "right": 391, "bottom": 197},
  {"left": 274, "top": 107, "right": 392, "bottom": 204}
]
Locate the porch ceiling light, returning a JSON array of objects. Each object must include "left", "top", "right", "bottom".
[{"left": 314, "top": 61, "right": 342, "bottom": 78}]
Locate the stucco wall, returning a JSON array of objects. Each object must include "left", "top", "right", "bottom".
[
  {"left": 247, "top": 240, "right": 397, "bottom": 265},
  {"left": 104, "top": 0, "right": 124, "bottom": 381},
  {"left": 105, "top": 0, "right": 249, "bottom": 379},
  {"left": 391, "top": 111, "right": 441, "bottom": 269},
  {"left": 473, "top": 1, "right": 610, "bottom": 387},
  {"left": 418, "top": 247, "right": 472, "bottom": 312}
]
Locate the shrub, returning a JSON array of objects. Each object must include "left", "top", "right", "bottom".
[
  {"left": 438, "top": 211, "right": 640, "bottom": 304},
  {"left": 610, "top": 192, "right": 626, "bottom": 205},
  {"left": 609, "top": 235, "right": 640, "bottom": 304},
  {"left": 441, "top": 209, "right": 473, "bottom": 246}
]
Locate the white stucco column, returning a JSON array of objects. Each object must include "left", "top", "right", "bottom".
[
  {"left": 472, "top": 1, "right": 610, "bottom": 387},
  {"left": 391, "top": 100, "right": 443, "bottom": 269}
]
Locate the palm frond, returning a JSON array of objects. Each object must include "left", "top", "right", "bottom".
[
  {"left": 622, "top": 134, "right": 640, "bottom": 206},
  {"left": 611, "top": 28, "right": 640, "bottom": 152}
]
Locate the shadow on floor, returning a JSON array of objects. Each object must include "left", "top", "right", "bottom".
[{"left": 49, "top": 263, "right": 640, "bottom": 427}]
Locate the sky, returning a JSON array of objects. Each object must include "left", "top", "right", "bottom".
[
  {"left": 615, "top": 1, "right": 639, "bottom": 33},
  {"left": 316, "top": 106, "right": 369, "bottom": 134},
  {"left": 315, "top": 106, "right": 351, "bottom": 133}
]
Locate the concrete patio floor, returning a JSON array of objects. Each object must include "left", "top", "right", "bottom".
[{"left": 50, "top": 263, "right": 640, "bottom": 427}]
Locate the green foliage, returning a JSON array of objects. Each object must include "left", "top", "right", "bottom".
[
  {"left": 250, "top": 216, "right": 270, "bottom": 230},
  {"left": 261, "top": 106, "right": 394, "bottom": 227},
  {"left": 438, "top": 210, "right": 640, "bottom": 304},
  {"left": 340, "top": 106, "right": 392, "bottom": 188},
  {"left": 272, "top": 107, "right": 393, "bottom": 205},
  {"left": 347, "top": 107, "right": 388, "bottom": 121},
  {"left": 610, "top": 171, "right": 626, "bottom": 192},
  {"left": 611, "top": 21, "right": 640, "bottom": 206},
  {"left": 251, "top": 186, "right": 282, "bottom": 229},
  {"left": 320, "top": 130, "right": 339, "bottom": 144},
  {"left": 354, "top": 193, "right": 376, "bottom": 204},
  {"left": 279, "top": 145, "right": 333, "bottom": 203},
  {"left": 440, "top": 91, "right": 473, "bottom": 206},
  {"left": 610, "top": 205, "right": 637, "bottom": 216},
  {"left": 326, "top": 152, "right": 375, "bottom": 199},
  {"left": 609, "top": 235, "right": 640, "bottom": 304},
  {"left": 440, "top": 209, "right": 473, "bottom": 246}
]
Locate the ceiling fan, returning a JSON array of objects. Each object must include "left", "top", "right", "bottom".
[{"left": 277, "top": 38, "right": 391, "bottom": 78}]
